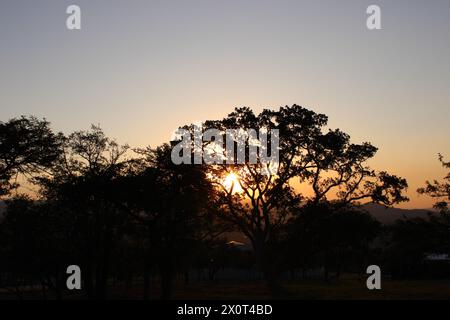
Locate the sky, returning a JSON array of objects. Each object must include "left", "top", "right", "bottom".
[{"left": 1, "top": 0, "right": 449, "bottom": 208}]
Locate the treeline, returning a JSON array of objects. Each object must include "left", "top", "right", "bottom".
[
  {"left": 0, "top": 120, "right": 224, "bottom": 299},
  {"left": 0, "top": 106, "right": 449, "bottom": 299}
]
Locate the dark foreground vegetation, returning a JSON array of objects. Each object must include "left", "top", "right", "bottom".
[{"left": 0, "top": 106, "right": 448, "bottom": 300}]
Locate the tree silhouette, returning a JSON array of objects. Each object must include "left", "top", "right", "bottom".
[
  {"left": 180, "top": 105, "right": 408, "bottom": 294},
  {"left": 36, "top": 125, "right": 132, "bottom": 299},
  {"left": 414, "top": 154, "right": 450, "bottom": 273},
  {"left": 418, "top": 154, "right": 450, "bottom": 213},
  {"left": 0, "top": 116, "right": 62, "bottom": 196},
  {"left": 386, "top": 217, "right": 438, "bottom": 279},
  {"left": 113, "top": 144, "right": 225, "bottom": 299},
  {"left": 284, "top": 202, "right": 381, "bottom": 282},
  {"left": 0, "top": 109, "right": 420, "bottom": 300}
]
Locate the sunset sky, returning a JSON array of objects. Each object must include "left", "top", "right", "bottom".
[{"left": 1, "top": 0, "right": 449, "bottom": 208}]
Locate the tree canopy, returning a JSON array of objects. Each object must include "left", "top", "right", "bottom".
[{"left": 0, "top": 116, "right": 62, "bottom": 196}]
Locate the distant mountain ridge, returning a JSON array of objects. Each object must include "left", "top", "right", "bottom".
[
  {"left": 0, "top": 201, "right": 435, "bottom": 225},
  {"left": 360, "top": 203, "right": 434, "bottom": 225}
]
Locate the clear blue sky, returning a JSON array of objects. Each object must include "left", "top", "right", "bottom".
[{"left": 1, "top": 0, "right": 449, "bottom": 207}]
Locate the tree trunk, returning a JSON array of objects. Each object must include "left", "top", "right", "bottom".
[
  {"left": 143, "top": 264, "right": 151, "bottom": 300},
  {"left": 251, "top": 236, "right": 284, "bottom": 298},
  {"left": 160, "top": 267, "right": 173, "bottom": 300},
  {"left": 184, "top": 269, "right": 190, "bottom": 285}
]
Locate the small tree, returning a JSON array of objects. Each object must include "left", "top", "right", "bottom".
[
  {"left": 418, "top": 154, "right": 450, "bottom": 213},
  {"left": 416, "top": 154, "right": 450, "bottom": 261}
]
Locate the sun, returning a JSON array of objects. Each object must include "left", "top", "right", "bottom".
[{"left": 223, "top": 172, "right": 243, "bottom": 194}]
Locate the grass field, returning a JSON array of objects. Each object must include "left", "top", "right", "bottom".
[
  {"left": 2, "top": 275, "right": 450, "bottom": 300},
  {"left": 169, "top": 277, "right": 450, "bottom": 300}
]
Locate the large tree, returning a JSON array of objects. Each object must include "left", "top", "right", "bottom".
[
  {"left": 178, "top": 105, "right": 408, "bottom": 293},
  {"left": 36, "top": 125, "right": 132, "bottom": 299},
  {"left": 114, "top": 144, "right": 225, "bottom": 299}
]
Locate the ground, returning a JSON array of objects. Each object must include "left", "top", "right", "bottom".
[{"left": 2, "top": 275, "right": 450, "bottom": 299}]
